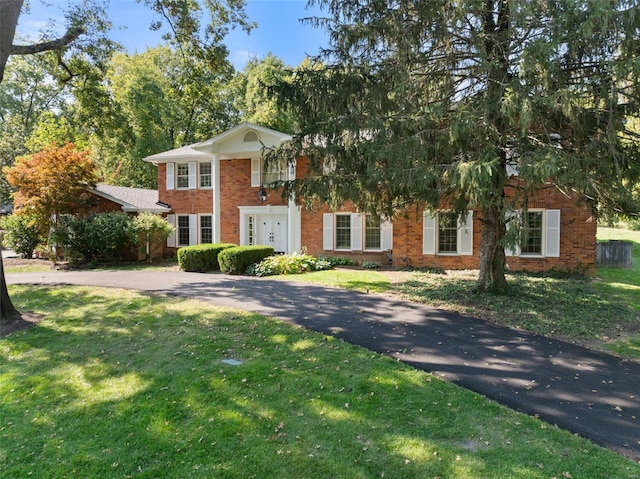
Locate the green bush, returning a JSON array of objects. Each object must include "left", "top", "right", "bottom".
[
  {"left": 52, "top": 212, "right": 136, "bottom": 265},
  {"left": 318, "top": 255, "right": 357, "bottom": 267},
  {"left": 627, "top": 217, "right": 640, "bottom": 231},
  {"left": 177, "top": 243, "right": 236, "bottom": 272},
  {"left": 218, "top": 245, "right": 274, "bottom": 275},
  {"left": 248, "top": 252, "right": 332, "bottom": 277},
  {"left": 0, "top": 213, "right": 43, "bottom": 258},
  {"left": 362, "top": 261, "right": 381, "bottom": 269}
]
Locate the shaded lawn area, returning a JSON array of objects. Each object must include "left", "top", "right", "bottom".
[{"left": 2, "top": 286, "right": 638, "bottom": 478}]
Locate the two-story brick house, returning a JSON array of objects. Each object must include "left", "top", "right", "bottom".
[{"left": 144, "top": 122, "right": 597, "bottom": 273}]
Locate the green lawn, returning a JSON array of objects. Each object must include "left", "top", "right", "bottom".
[
  {"left": 2, "top": 286, "right": 638, "bottom": 478},
  {"left": 595, "top": 227, "right": 640, "bottom": 357}
]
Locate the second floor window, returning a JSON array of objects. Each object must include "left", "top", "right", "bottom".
[
  {"left": 200, "top": 163, "right": 212, "bottom": 188},
  {"left": 177, "top": 164, "right": 190, "bottom": 189}
]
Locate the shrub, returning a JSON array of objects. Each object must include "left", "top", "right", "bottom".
[
  {"left": 177, "top": 243, "right": 236, "bottom": 272},
  {"left": 218, "top": 245, "right": 274, "bottom": 275},
  {"left": 248, "top": 252, "right": 332, "bottom": 277},
  {"left": 0, "top": 213, "right": 43, "bottom": 258},
  {"left": 133, "top": 213, "right": 175, "bottom": 262},
  {"left": 318, "top": 256, "right": 357, "bottom": 267},
  {"left": 52, "top": 212, "right": 136, "bottom": 264},
  {"left": 627, "top": 217, "right": 640, "bottom": 231},
  {"left": 362, "top": 261, "right": 381, "bottom": 269}
]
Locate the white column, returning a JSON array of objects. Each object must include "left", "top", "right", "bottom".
[
  {"left": 212, "top": 153, "right": 221, "bottom": 243},
  {"left": 287, "top": 159, "right": 301, "bottom": 253}
]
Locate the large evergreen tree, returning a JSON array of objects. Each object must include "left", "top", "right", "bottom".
[{"left": 270, "top": 0, "right": 640, "bottom": 292}]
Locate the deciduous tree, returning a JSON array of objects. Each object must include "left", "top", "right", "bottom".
[
  {"left": 270, "top": 0, "right": 640, "bottom": 292},
  {"left": 5, "top": 142, "right": 98, "bottom": 234}
]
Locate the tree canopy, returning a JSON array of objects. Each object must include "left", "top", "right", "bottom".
[
  {"left": 5, "top": 142, "right": 98, "bottom": 231},
  {"left": 269, "top": 0, "right": 640, "bottom": 292}
]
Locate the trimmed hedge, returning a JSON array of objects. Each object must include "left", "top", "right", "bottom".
[
  {"left": 218, "top": 245, "right": 275, "bottom": 275},
  {"left": 177, "top": 243, "right": 237, "bottom": 272}
]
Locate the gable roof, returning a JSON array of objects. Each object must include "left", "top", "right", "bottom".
[
  {"left": 90, "top": 184, "right": 170, "bottom": 214},
  {"left": 143, "top": 143, "right": 210, "bottom": 164},
  {"left": 194, "top": 122, "right": 292, "bottom": 159},
  {"left": 142, "top": 123, "right": 292, "bottom": 163}
]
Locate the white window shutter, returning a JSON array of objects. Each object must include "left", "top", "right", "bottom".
[
  {"left": 381, "top": 220, "right": 393, "bottom": 250},
  {"left": 323, "top": 213, "right": 334, "bottom": 250},
  {"left": 188, "top": 162, "right": 197, "bottom": 189},
  {"left": 351, "top": 213, "right": 363, "bottom": 251},
  {"left": 458, "top": 210, "right": 473, "bottom": 255},
  {"left": 505, "top": 210, "right": 521, "bottom": 257},
  {"left": 189, "top": 214, "right": 197, "bottom": 245},
  {"left": 251, "top": 158, "right": 261, "bottom": 187},
  {"left": 167, "top": 214, "right": 176, "bottom": 247},
  {"left": 545, "top": 209, "right": 561, "bottom": 258},
  {"left": 423, "top": 212, "right": 436, "bottom": 255},
  {"left": 166, "top": 163, "right": 175, "bottom": 190}
]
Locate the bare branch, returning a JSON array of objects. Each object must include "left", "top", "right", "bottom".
[{"left": 11, "top": 26, "right": 85, "bottom": 56}]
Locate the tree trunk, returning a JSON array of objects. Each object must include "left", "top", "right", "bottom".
[
  {"left": 476, "top": 204, "right": 508, "bottom": 293},
  {"left": 0, "top": 254, "right": 20, "bottom": 321},
  {"left": 0, "top": 0, "right": 24, "bottom": 83}
]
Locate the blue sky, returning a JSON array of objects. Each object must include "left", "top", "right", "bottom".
[{"left": 17, "top": 0, "right": 329, "bottom": 70}]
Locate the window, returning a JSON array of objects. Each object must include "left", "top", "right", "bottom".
[
  {"left": 251, "top": 158, "right": 287, "bottom": 187},
  {"left": 177, "top": 215, "right": 190, "bottom": 246},
  {"left": 423, "top": 211, "right": 473, "bottom": 256},
  {"left": 365, "top": 215, "right": 381, "bottom": 250},
  {"left": 248, "top": 215, "right": 255, "bottom": 245},
  {"left": 335, "top": 214, "right": 352, "bottom": 249},
  {"left": 520, "top": 211, "right": 543, "bottom": 255},
  {"left": 323, "top": 213, "right": 392, "bottom": 251},
  {"left": 177, "top": 164, "right": 189, "bottom": 189},
  {"left": 505, "top": 209, "right": 560, "bottom": 258},
  {"left": 200, "top": 215, "right": 212, "bottom": 244},
  {"left": 199, "top": 162, "right": 212, "bottom": 188},
  {"left": 438, "top": 212, "right": 458, "bottom": 253}
]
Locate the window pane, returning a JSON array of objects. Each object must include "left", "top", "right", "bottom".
[
  {"left": 177, "top": 164, "right": 189, "bottom": 188},
  {"left": 200, "top": 215, "right": 212, "bottom": 243},
  {"left": 521, "top": 211, "right": 543, "bottom": 254},
  {"left": 178, "top": 216, "right": 190, "bottom": 246},
  {"left": 335, "top": 214, "right": 351, "bottom": 249},
  {"left": 365, "top": 215, "right": 381, "bottom": 250},
  {"left": 200, "top": 163, "right": 212, "bottom": 188},
  {"left": 438, "top": 213, "right": 458, "bottom": 253}
]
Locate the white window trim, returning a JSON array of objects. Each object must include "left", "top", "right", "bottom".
[
  {"left": 322, "top": 213, "right": 392, "bottom": 252},
  {"left": 199, "top": 162, "right": 213, "bottom": 189},
  {"left": 174, "top": 214, "right": 197, "bottom": 247},
  {"left": 251, "top": 157, "right": 288, "bottom": 187},
  {"left": 423, "top": 210, "right": 473, "bottom": 256},
  {"left": 199, "top": 214, "right": 213, "bottom": 244},
  {"left": 505, "top": 209, "right": 561, "bottom": 258}
]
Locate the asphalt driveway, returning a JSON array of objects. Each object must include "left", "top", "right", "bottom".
[{"left": 6, "top": 268, "right": 640, "bottom": 462}]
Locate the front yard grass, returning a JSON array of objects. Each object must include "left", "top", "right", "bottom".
[{"left": 2, "top": 286, "right": 638, "bottom": 478}]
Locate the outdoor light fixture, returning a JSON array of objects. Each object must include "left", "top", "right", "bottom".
[{"left": 258, "top": 186, "right": 267, "bottom": 202}]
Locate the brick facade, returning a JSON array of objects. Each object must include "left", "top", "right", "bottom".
[{"left": 149, "top": 124, "right": 597, "bottom": 274}]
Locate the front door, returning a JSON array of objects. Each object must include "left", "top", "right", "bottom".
[{"left": 256, "top": 214, "right": 288, "bottom": 253}]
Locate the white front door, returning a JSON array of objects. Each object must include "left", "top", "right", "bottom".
[{"left": 256, "top": 214, "right": 288, "bottom": 253}]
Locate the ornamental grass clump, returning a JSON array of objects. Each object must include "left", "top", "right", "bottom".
[{"left": 248, "top": 252, "right": 332, "bottom": 276}]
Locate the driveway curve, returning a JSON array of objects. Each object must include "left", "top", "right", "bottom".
[{"left": 6, "top": 269, "right": 640, "bottom": 462}]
